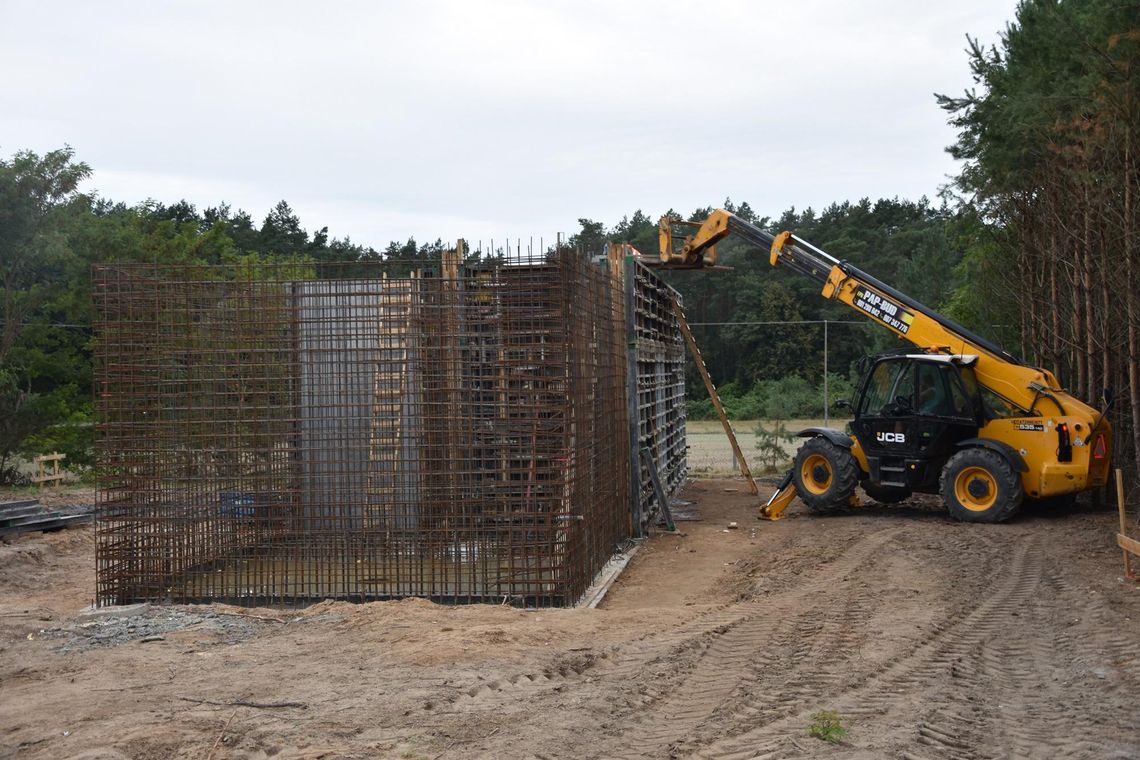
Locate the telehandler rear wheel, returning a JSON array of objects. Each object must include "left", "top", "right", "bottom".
[
  {"left": 793, "top": 437, "right": 859, "bottom": 513},
  {"left": 940, "top": 448, "right": 1023, "bottom": 523}
]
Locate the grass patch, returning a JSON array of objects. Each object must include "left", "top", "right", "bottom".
[{"left": 807, "top": 710, "right": 848, "bottom": 743}]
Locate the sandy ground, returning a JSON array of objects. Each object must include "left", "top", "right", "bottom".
[{"left": 2, "top": 479, "right": 1138, "bottom": 760}]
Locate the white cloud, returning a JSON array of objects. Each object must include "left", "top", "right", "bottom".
[{"left": 0, "top": 0, "right": 1016, "bottom": 247}]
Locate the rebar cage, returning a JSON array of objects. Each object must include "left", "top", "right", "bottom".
[{"left": 94, "top": 250, "right": 631, "bottom": 607}]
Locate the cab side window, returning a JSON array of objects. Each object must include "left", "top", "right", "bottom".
[
  {"left": 944, "top": 367, "right": 974, "bottom": 417},
  {"left": 916, "top": 363, "right": 975, "bottom": 418},
  {"left": 915, "top": 363, "right": 947, "bottom": 415},
  {"left": 958, "top": 366, "right": 1033, "bottom": 419}
]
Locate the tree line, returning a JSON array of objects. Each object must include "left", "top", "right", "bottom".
[
  {"left": 0, "top": 150, "right": 446, "bottom": 480},
  {"left": 937, "top": 0, "right": 1140, "bottom": 474},
  {"left": 0, "top": 148, "right": 973, "bottom": 482},
  {"left": 2, "top": 0, "right": 1137, "bottom": 480}
]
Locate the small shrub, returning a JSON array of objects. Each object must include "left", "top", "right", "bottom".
[
  {"left": 717, "top": 380, "right": 744, "bottom": 398},
  {"left": 807, "top": 710, "right": 848, "bottom": 743},
  {"left": 23, "top": 407, "right": 94, "bottom": 469},
  {"left": 686, "top": 398, "right": 718, "bottom": 420},
  {"left": 754, "top": 420, "right": 794, "bottom": 473},
  {"left": 725, "top": 394, "right": 752, "bottom": 420},
  {"left": 0, "top": 463, "right": 30, "bottom": 487}
]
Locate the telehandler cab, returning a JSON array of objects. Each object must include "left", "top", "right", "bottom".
[{"left": 659, "top": 209, "right": 1113, "bottom": 523}]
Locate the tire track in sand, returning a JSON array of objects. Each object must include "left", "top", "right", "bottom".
[
  {"left": 694, "top": 536, "right": 1044, "bottom": 760},
  {"left": 591, "top": 527, "right": 903, "bottom": 760},
  {"left": 454, "top": 527, "right": 904, "bottom": 720}
]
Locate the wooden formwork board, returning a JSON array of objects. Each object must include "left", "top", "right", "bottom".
[{"left": 623, "top": 256, "right": 688, "bottom": 535}]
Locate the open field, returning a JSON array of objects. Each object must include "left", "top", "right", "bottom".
[
  {"left": 687, "top": 419, "right": 854, "bottom": 475},
  {"left": 2, "top": 478, "right": 1137, "bottom": 759}
]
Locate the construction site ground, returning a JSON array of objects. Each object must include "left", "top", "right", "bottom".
[{"left": 2, "top": 478, "right": 1138, "bottom": 760}]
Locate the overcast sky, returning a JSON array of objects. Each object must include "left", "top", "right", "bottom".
[{"left": 1, "top": 1, "right": 1015, "bottom": 249}]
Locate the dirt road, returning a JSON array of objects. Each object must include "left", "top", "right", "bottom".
[{"left": 2, "top": 479, "right": 1137, "bottom": 759}]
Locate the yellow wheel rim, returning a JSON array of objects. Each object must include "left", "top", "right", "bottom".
[
  {"left": 954, "top": 466, "right": 998, "bottom": 512},
  {"left": 800, "top": 453, "right": 833, "bottom": 495}
]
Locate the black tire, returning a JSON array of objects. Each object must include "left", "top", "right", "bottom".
[
  {"left": 792, "top": 437, "right": 859, "bottom": 513},
  {"left": 939, "top": 447, "right": 1023, "bottom": 523},
  {"left": 862, "top": 482, "right": 912, "bottom": 504}
]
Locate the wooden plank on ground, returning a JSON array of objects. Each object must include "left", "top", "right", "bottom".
[{"left": 0, "top": 513, "right": 91, "bottom": 538}]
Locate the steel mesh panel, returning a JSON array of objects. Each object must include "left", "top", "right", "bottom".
[{"left": 94, "top": 253, "right": 629, "bottom": 607}]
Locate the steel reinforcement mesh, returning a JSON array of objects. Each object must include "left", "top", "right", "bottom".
[
  {"left": 625, "top": 258, "right": 688, "bottom": 535},
  {"left": 93, "top": 252, "right": 629, "bottom": 607}
]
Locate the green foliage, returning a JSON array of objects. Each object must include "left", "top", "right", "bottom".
[
  {"left": 22, "top": 405, "right": 93, "bottom": 470},
  {"left": 936, "top": 0, "right": 1140, "bottom": 471},
  {"left": 0, "top": 367, "right": 52, "bottom": 480},
  {"left": 759, "top": 376, "right": 819, "bottom": 419},
  {"left": 0, "top": 146, "right": 91, "bottom": 364},
  {"left": 568, "top": 218, "right": 608, "bottom": 256},
  {"left": 725, "top": 278, "right": 820, "bottom": 383},
  {"left": 259, "top": 200, "right": 310, "bottom": 254},
  {"left": 686, "top": 373, "right": 856, "bottom": 421},
  {"left": 754, "top": 419, "right": 794, "bottom": 473},
  {"left": 807, "top": 710, "right": 848, "bottom": 743},
  {"left": 0, "top": 146, "right": 391, "bottom": 471},
  {"left": 685, "top": 397, "right": 717, "bottom": 420},
  {"left": 0, "top": 147, "right": 95, "bottom": 482}
]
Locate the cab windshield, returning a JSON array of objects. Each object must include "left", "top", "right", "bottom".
[{"left": 858, "top": 360, "right": 908, "bottom": 417}]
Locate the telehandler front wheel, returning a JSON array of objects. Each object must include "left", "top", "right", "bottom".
[
  {"left": 940, "top": 448, "right": 1023, "bottom": 523},
  {"left": 793, "top": 437, "right": 859, "bottom": 514}
]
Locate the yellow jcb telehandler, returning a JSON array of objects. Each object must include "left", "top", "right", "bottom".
[{"left": 660, "top": 209, "right": 1114, "bottom": 523}]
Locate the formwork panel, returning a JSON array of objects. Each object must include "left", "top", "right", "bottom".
[
  {"left": 94, "top": 254, "right": 628, "bottom": 607},
  {"left": 627, "top": 259, "right": 688, "bottom": 534}
]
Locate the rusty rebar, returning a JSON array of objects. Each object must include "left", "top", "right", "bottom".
[{"left": 94, "top": 251, "right": 631, "bottom": 607}]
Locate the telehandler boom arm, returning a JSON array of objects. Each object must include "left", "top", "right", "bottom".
[{"left": 661, "top": 209, "right": 1071, "bottom": 415}]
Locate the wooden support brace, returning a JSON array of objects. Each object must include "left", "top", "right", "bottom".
[
  {"left": 640, "top": 448, "right": 676, "bottom": 532},
  {"left": 1117, "top": 468, "right": 1137, "bottom": 581},
  {"left": 671, "top": 299, "right": 758, "bottom": 496}
]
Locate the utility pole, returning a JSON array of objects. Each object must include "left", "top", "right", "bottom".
[{"left": 823, "top": 320, "right": 829, "bottom": 427}]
